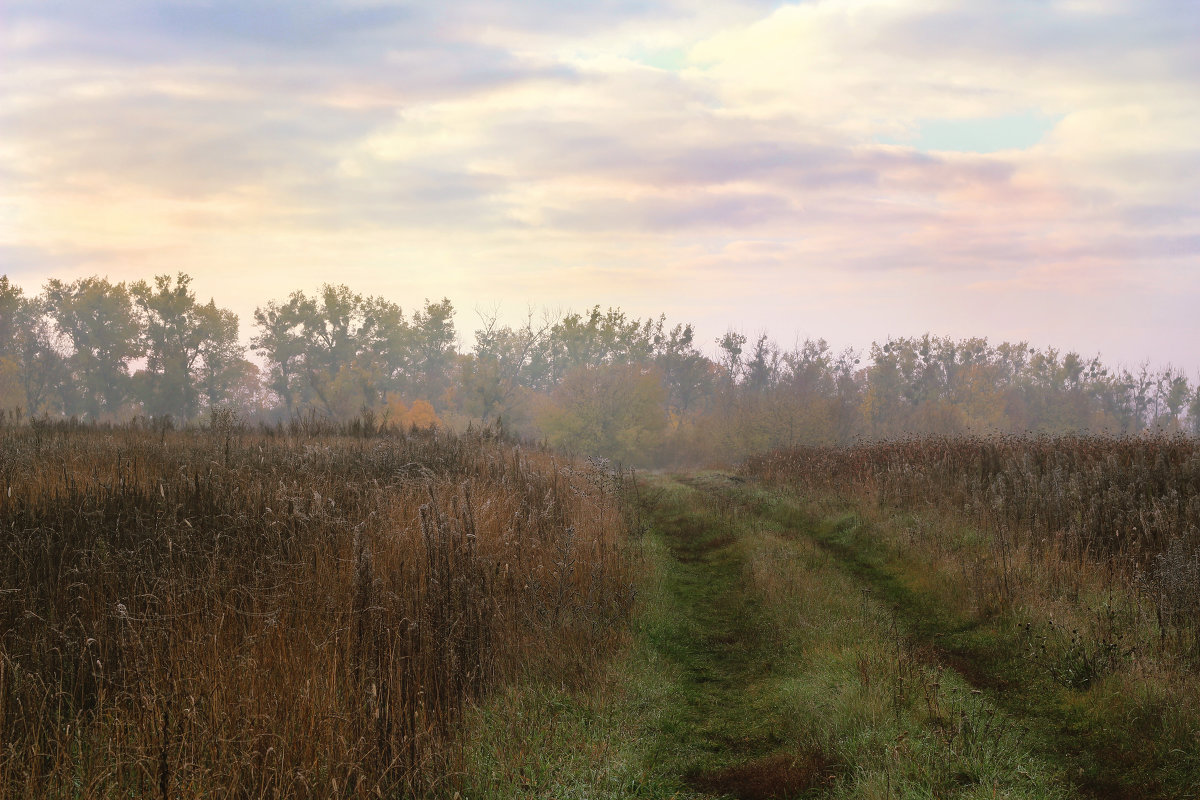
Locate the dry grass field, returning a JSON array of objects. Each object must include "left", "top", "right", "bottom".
[
  {"left": 6, "top": 424, "right": 1200, "bottom": 798},
  {"left": 0, "top": 420, "right": 633, "bottom": 798}
]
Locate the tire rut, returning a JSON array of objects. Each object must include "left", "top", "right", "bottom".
[
  {"left": 652, "top": 487, "right": 838, "bottom": 799},
  {"left": 777, "top": 501, "right": 1155, "bottom": 800}
]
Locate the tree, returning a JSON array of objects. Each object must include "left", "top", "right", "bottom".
[
  {"left": 1125, "top": 362, "right": 1156, "bottom": 432},
  {"left": 13, "top": 291, "right": 67, "bottom": 416},
  {"left": 129, "top": 274, "right": 248, "bottom": 421},
  {"left": 0, "top": 277, "right": 20, "bottom": 358},
  {"left": 537, "top": 363, "right": 668, "bottom": 464},
  {"left": 408, "top": 298, "right": 456, "bottom": 404},
  {"left": 537, "top": 306, "right": 659, "bottom": 388},
  {"left": 653, "top": 322, "right": 712, "bottom": 418},
  {"left": 780, "top": 338, "right": 836, "bottom": 398},
  {"left": 465, "top": 308, "right": 553, "bottom": 426},
  {"left": 1189, "top": 379, "right": 1200, "bottom": 436},
  {"left": 132, "top": 273, "right": 203, "bottom": 419},
  {"left": 381, "top": 396, "right": 441, "bottom": 429},
  {"left": 360, "top": 295, "right": 410, "bottom": 404},
  {"left": 195, "top": 300, "right": 250, "bottom": 410},
  {"left": 297, "top": 284, "right": 373, "bottom": 417},
  {"left": 862, "top": 341, "right": 904, "bottom": 435},
  {"left": 743, "top": 334, "right": 781, "bottom": 393},
  {"left": 44, "top": 276, "right": 143, "bottom": 419},
  {"left": 716, "top": 330, "right": 747, "bottom": 384},
  {"left": 253, "top": 287, "right": 455, "bottom": 419},
  {"left": 1155, "top": 366, "right": 1190, "bottom": 430},
  {"left": 220, "top": 360, "right": 272, "bottom": 419},
  {"left": 0, "top": 277, "right": 24, "bottom": 409},
  {"left": 253, "top": 293, "right": 311, "bottom": 416}
]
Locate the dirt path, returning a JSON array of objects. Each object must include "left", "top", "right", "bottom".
[
  {"left": 643, "top": 480, "right": 838, "bottom": 799},
  {"left": 456, "top": 473, "right": 1180, "bottom": 798},
  {"left": 633, "top": 475, "right": 1112, "bottom": 799},
  {"left": 725, "top": 477, "right": 1163, "bottom": 800}
]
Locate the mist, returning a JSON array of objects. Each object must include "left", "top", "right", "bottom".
[{"left": 3, "top": 272, "right": 1196, "bottom": 466}]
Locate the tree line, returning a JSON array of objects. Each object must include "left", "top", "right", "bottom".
[{"left": 2, "top": 273, "right": 1197, "bottom": 463}]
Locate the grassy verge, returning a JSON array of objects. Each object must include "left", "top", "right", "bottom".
[{"left": 451, "top": 501, "right": 683, "bottom": 799}]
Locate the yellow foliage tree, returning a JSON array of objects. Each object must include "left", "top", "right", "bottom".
[
  {"left": 0, "top": 357, "right": 22, "bottom": 411},
  {"left": 382, "top": 394, "right": 441, "bottom": 429},
  {"left": 537, "top": 364, "right": 667, "bottom": 464}
]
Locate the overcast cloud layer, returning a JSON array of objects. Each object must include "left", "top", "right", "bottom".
[{"left": 2, "top": 0, "right": 1197, "bottom": 367}]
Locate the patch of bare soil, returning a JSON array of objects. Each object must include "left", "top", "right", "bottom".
[{"left": 688, "top": 751, "right": 838, "bottom": 800}]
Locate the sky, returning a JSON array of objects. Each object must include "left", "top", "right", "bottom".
[{"left": 2, "top": 0, "right": 1198, "bottom": 370}]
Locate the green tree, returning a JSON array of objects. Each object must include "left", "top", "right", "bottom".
[
  {"left": 130, "top": 274, "right": 248, "bottom": 421},
  {"left": 0, "top": 277, "right": 24, "bottom": 409},
  {"left": 1188, "top": 380, "right": 1200, "bottom": 436},
  {"left": 716, "top": 330, "right": 747, "bottom": 384},
  {"left": 131, "top": 273, "right": 203, "bottom": 419},
  {"left": 538, "top": 307, "right": 659, "bottom": 388},
  {"left": 298, "top": 284, "right": 372, "bottom": 417},
  {"left": 14, "top": 292, "right": 67, "bottom": 416},
  {"left": 743, "top": 334, "right": 781, "bottom": 393},
  {"left": 0, "top": 277, "right": 20, "bottom": 358},
  {"left": 653, "top": 322, "right": 713, "bottom": 418},
  {"left": 252, "top": 293, "right": 311, "bottom": 416},
  {"left": 44, "top": 276, "right": 143, "bottom": 418},
  {"left": 253, "top": 286, "right": 452, "bottom": 419},
  {"left": 1155, "top": 366, "right": 1191, "bottom": 430},
  {"left": 360, "top": 295, "right": 410, "bottom": 405},
  {"left": 195, "top": 299, "right": 250, "bottom": 410},
  {"left": 408, "top": 298, "right": 456, "bottom": 404}
]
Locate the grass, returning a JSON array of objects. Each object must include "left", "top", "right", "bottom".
[
  {"left": 744, "top": 435, "right": 1200, "bottom": 797},
  {"left": 450, "top": 500, "right": 683, "bottom": 799},
  {"left": 735, "top": 478, "right": 1200, "bottom": 798},
  {"left": 675, "top": 475, "right": 1076, "bottom": 800},
  {"left": 456, "top": 473, "right": 1081, "bottom": 798},
  {"left": 0, "top": 422, "right": 634, "bottom": 797},
  {"left": 8, "top": 425, "right": 1197, "bottom": 797}
]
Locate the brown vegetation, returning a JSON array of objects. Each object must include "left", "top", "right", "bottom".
[
  {"left": 745, "top": 434, "right": 1200, "bottom": 651},
  {"left": 745, "top": 433, "right": 1200, "bottom": 567},
  {"left": 0, "top": 421, "right": 633, "bottom": 797},
  {"left": 743, "top": 434, "right": 1200, "bottom": 793}
]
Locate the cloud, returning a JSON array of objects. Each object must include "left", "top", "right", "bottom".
[
  {"left": 1, "top": 0, "right": 1197, "bottom": 370},
  {"left": 543, "top": 189, "right": 796, "bottom": 232}
]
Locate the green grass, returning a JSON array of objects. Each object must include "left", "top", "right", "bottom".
[
  {"left": 455, "top": 474, "right": 1085, "bottom": 798},
  {"left": 451, "top": 522, "right": 685, "bottom": 800},
  {"left": 452, "top": 679, "right": 665, "bottom": 799},
  {"left": 690, "top": 475, "right": 1075, "bottom": 799},
  {"left": 637, "top": 478, "right": 814, "bottom": 786},
  {"left": 738, "top": 481, "right": 1200, "bottom": 799}
]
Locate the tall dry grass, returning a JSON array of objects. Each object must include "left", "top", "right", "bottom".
[
  {"left": 745, "top": 434, "right": 1200, "bottom": 659},
  {"left": 0, "top": 420, "right": 633, "bottom": 798},
  {"left": 746, "top": 434, "right": 1200, "bottom": 558}
]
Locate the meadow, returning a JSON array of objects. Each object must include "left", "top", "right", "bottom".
[
  {"left": 744, "top": 433, "right": 1200, "bottom": 657},
  {"left": 744, "top": 434, "right": 1200, "bottom": 796},
  {"left": 0, "top": 419, "right": 633, "bottom": 798},
  {"left": 5, "top": 422, "right": 1200, "bottom": 799}
]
